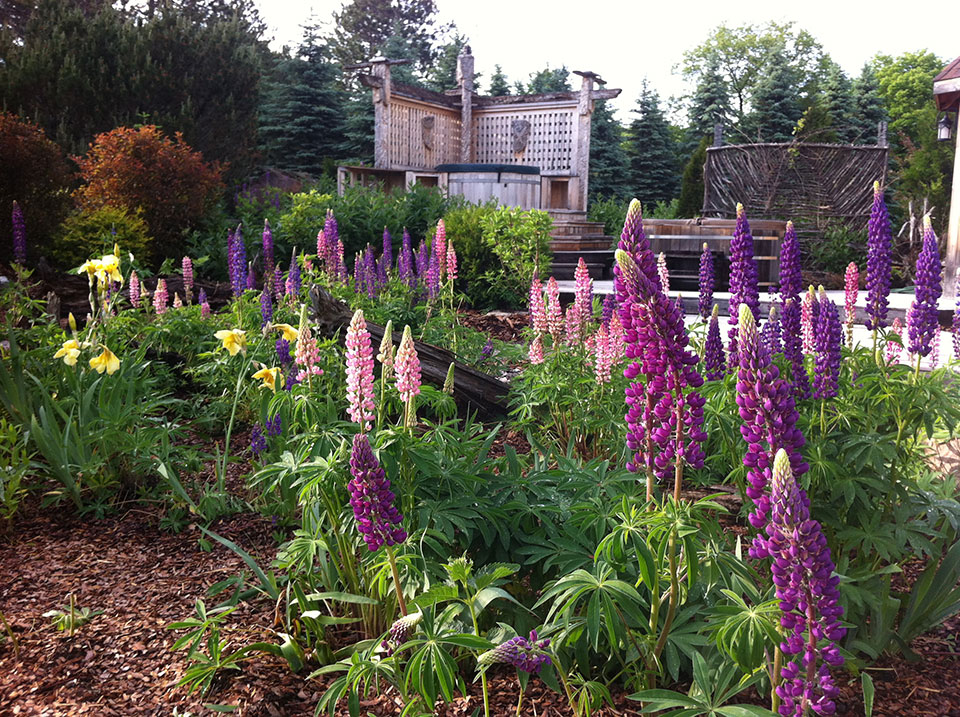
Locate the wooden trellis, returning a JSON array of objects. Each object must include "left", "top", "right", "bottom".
[{"left": 702, "top": 142, "right": 889, "bottom": 232}]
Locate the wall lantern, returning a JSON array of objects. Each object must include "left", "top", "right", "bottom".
[{"left": 938, "top": 112, "right": 955, "bottom": 142}]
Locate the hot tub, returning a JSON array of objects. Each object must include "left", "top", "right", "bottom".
[{"left": 436, "top": 163, "right": 541, "bottom": 209}]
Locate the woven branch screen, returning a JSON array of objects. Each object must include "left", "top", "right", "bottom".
[{"left": 702, "top": 143, "right": 888, "bottom": 232}]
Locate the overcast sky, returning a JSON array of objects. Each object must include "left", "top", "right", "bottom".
[{"left": 261, "top": 0, "right": 958, "bottom": 122}]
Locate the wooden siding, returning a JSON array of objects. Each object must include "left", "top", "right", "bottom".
[
  {"left": 387, "top": 99, "right": 460, "bottom": 170},
  {"left": 473, "top": 107, "right": 576, "bottom": 172}
]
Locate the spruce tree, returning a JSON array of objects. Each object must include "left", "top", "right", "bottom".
[
  {"left": 525, "top": 66, "right": 570, "bottom": 94},
  {"left": 852, "top": 64, "right": 886, "bottom": 144},
  {"left": 819, "top": 61, "right": 855, "bottom": 142},
  {"left": 742, "top": 54, "right": 801, "bottom": 142},
  {"left": 424, "top": 31, "right": 468, "bottom": 92},
  {"left": 488, "top": 65, "right": 510, "bottom": 96},
  {"left": 588, "top": 100, "right": 629, "bottom": 202},
  {"left": 687, "top": 58, "right": 732, "bottom": 142},
  {"left": 677, "top": 136, "right": 709, "bottom": 217},
  {"left": 625, "top": 81, "right": 679, "bottom": 206}
]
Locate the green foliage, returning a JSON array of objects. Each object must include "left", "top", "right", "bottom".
[
  {"left": 626, "top": 81, "right": 679, "bottom": 207},
  {"left": 589, "top": 100, "right": 631, "bottom": 204},
  {"left": 742, "top": 53, "right": 802, "bottom": 142},
  {"left": 677, "top": 137, "right": 709, "bottom": 218},
  {"left": 0, "top": 418, "right": 29, "bottom": 531},
  {"left": 588, "top": 196, "right": 628, "bottom": 238},
  {"left": 478, "top": 206, "right": 552, "bottom": 308},
  {"left": 487, "top": 64, "right": 510, "bottom": 96},
  {"left": 439, "top": 201, "right": 496, "bottom": 305},
  {"left": 522, "top": 65, "right": 571, "bottom": 94},
  {"left": 687, "top": 58, "right": 733, "bottom": 142},
  {"left": 52, "top": 205, "right": 152, "bottom": 268},
  {"left": 851, "top": 64, "right": 886, "bottom": 144},
  {"left": 805, "top": 223, "right": 866, "bottom": 274},
  {"left": 44, "top": 594, "right": 102, "bottom": 636}
]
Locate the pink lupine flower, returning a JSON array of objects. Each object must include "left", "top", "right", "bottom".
[
  {"left": 801, "top": 287, "right": 816, "bottom": 353},
  {"left": 609, "top": 311, "right": 625, "bottom": 361},
  {"left": 594, "top": 324, "right": 612, "bottom": 384},
  {"left": 929, "top": 327, "right": 942, "bottom": 368},
  {"left": 529, "top": 276, "right": 547, "bottom": 334},
  {"left": 844, "top": 262, "right": 858, "bottom": 347},
  {"left": 295, "top": 309, "right": 323, "bottom": 383},
  {"left": 182, "top": 256, "right": 194, "bottom": 304},
  {"left": 154, "top": 279, "right": 168, "bottom": 315},
  {"left": 173, "top": 292, "right": 183, "bottom": 309},
  {"left": 565, "top": 304, "right": 582, "bottom": 346},
  {"left": 345, "top": 309, "right": 376, "bottom": 432},
  {"left": 447, "top": 239, "right": 458, "bottom": 282},
  {"left": 316, "top": 229, "right": 325, "bottom": 266},
  {"left": 129, "top": 271, "right": 141, "bottom": 308},
  {"left": 434, "top": 220, "right": 447, "bottom": 282},
  {"left": 574, "top": 257, "right": 593, "bottom": 325},
  {"left": 657, "top": 252, "right": 670, "bottom": 293},
  {"left": 528, "top": 333, "right": 545, "bottom": 364},
  {"left": 886, "top": 317, "right": 904, "bottom": 364},
  {"left": 395, "top": 325, "right": 421, "bottom": 402},
  {"left": 545, "top": 277, "right": 563, "bottom": 341}
]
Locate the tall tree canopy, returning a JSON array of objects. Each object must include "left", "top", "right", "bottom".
[
  {"left": 626, "top": 81, "right": 679, "bottom": 206},
  {"left": 589, "top": 100, "right": 630, "bottom": 202},
  {"left": 687, "top": 57, "right": 732, "bottom": 142},
  {"left": 488, "top": 65, "right": 510, "bottom": 96},
  {"left": 741, "top": 52, "right": 802, "bottom": 142}
]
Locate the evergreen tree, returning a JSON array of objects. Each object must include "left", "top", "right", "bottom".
[
  {"left": 424, "top": 31, "right": 468, "bottom": 92},
  {"left": 588, "top": 100, "right": 629, "bottom": 202},
  {"left": 258, "top": 27, "right": 346, "bottom": 176},
  {"left": 795, "top": 98, "right": 837, "bottom": 143},
  {"left": 339, "top": 92, "right": 375, "bottom": 163},
  {"left": 625, "top": 81, "right": 679, "bottom": 206},
  {"left": 819, "top": 61, "right": 855, "bottom": 142},
  {"left": 488, "top": 64, "right": 510, "bottom": 96},
  {"left": 742, "top": 53, "right": 801, "bottom": 142},
  {"left": 851, "top": 63, "right": 886, "bottom": 144},
  {"left": 687, "top": 58, "right": 732, "bottom": 141},
  {"left": 525, "top": 66, "right": 570, "bottom": 94},
  {"left": 380, "top": 32, "right": 421, "bottom": 85},
  {"left": 677, "top": 136, "right": 709, "bottom": 217}
]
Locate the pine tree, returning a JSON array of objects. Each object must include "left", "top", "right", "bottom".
[
  {"left": 852, "top": 64, "right": 886, "bottom": 144},
  {"left": 795, "top": 98, "right": 837, "bottom": 143},
  {"left": 588, "top": 100, "right": 630, "bottom": 202},
  {"left": 677, "top": 136, "right": 709, "bottom": 217},
  {"left": 687, "top": 58, "right": 732, "bottom": 141},
  {"left": 525, "top": 66, "right": 570, "bottom": 94},
  {"left": 423, "top": 31, "right": 468, "bottom": 92},
  {"left": 488, "top": 64, "right": 510, "bottom": 96},
  {"left": 258, "top": 28, "right": 346, "bottom": 176},
  {"left": 339, "top": 92, "right": 375, "bottom": 163},
  {"left": 742, "top": 54, "right": 801, "bottom": 142},
  {"left": 625, "top": 81, "right": 679, "bottom": 206},
  {"left": 819, "top": 61, "right": 855, "bottom": 142}
]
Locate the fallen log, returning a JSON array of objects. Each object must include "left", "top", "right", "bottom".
[{"left": 309, "top": 286, "right": 510, "bottom": 421}]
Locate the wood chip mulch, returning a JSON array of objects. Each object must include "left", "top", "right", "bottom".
[{"left": 458, "top": 310, "right": 529, "bottom": 343}]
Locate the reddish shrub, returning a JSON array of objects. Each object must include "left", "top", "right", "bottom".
[
  {"left": 0, "top": 112, "right": 73, "bottom": 265},
  {"left": 73, "top": 126, "right": 224, "bottom": 261}
]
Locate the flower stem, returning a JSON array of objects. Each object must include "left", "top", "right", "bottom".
[
  {"left": 385, "top": 544, "right": 407, "bottom": 616},
  {"left": 771, "top": 646, "right": 782, "bottom": 713}
]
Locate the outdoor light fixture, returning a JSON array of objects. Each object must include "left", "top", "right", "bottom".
[{"left": 938, "top": 112, "right": 955, "bottom": 142}]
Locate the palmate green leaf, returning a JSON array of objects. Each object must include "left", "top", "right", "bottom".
[{"left": 410, "top": 585, "right": 459, "bottom": 609}]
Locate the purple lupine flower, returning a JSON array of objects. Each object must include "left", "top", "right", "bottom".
[
  {"left": 246, "top": 262, "right": 255, "bottom": 290},
  {"left": 335, "top": 239, "right": 348, "bottom": 282},
  {"left": 230, "top": 225, "right": 247, "bottom": 298},
  {"left": 601, "top": 293, "right": 617, "bottom": 327},
  {"left": 260, "top": 288, "right": 273, "bottom": 327},
  {"left": 262, "top": 219, "right": 275, "bottom": 291},
  {"left": 11, "top": 200, "right": 26, "bottom": 265},
  {"left": 727, "top": 203, "right": 760, "bottom": 368},
  {"left": 250, "top": 424, "right": 267, "bottom": 458},
  {"left": 276, "top": 337, "right": 292, "bottom": 366},
  {"left": 907, "top": 217, "right": 943, "bottom": 358},
  {"left": 952, "top": 300, "right": 960, "bottom": 363},
  {"left": 698, "top": 243, "right": 714, "bottom": 320},
  {"left": 266, "top": 413, "right": 282, "bottom": 437},
  {"left": 348, "top": 433, "right": 406, "bottom": 551},
  {"left": 198, "top": 288, "right": 210, "bottom": 318},
  {"left": 426, "top": 252, "right": 440, "bottom": 300},
  {"left": 382, "top": 227, "right": 393, "bottom": 276},
  {"left": 779, "top": 221, "right": 803, "bottom": 300},
  {"left": 363, "top": 245, "right": 378, "bottom": 298},
  {"left": 285, "top": 249, "right": 301, "bottom": 296},
  {"left": 479, "top": 338, "right": 494, "bottom": 363},
  {"left": 415, "top": 241, "right": 430, "bottom": 281},
  {"left": 398, "top": 229, "right": 416, "bottom": 288},
  {"left": 614, "top": 199, "right": 706, "bottom": 490},
  {"left": 813, "top": 290, "right": 842, "bottom": 400},
  {"left": 478, "top": 630, "right": 552, "bottom": 674},
  {"left": 734, "top": 303, "right": 809, "bottom": 555},
  {"left": 767, "top": 449, "right": 845, "bottom": 717},
  {"left": 273, "top": 264, "right": 283, "bottom": 301},
  {"left": 704, "top": 304, "right": 725, "bottom": 380},
  {"left": 865, "top": 182, "right": 892, "bottom": 332},
  {"left": 322, "top": 210, "right": 339, "bottom": 276},
  {"left": 781, "top": 297, "right": 810, "bottom": 400},
  {"left": 376, "top": 255, "right": 388, "bottom": 288},
  {"left": 763, "top": 304, "right": 782, "bottom": 355}
]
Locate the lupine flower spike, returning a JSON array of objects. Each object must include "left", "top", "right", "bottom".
[
  {"left": 594, "top": 324, "right": 612, "bottom": 384},
  {"left": 813, "top": 289, "right": 842, "bottom": 400},
  {"left": 381, "top": 228, "right": 393, "bottom": 277},
  {"left": 433, "top": 219, "right": 447, "bottom": 282},
  {"left": 698, "top": 243, "right": 714, "bottom": 319},
  {"left": 348, "top": 433, "right": 406, "bottom": 551},
  {"left": 199, "top": 288, "right": 210, "bottom": 319},
  {"left": 294, "top": 305, "right": 323, "bottom": 384},
  {"left": 528, "top": 333, "right": 545, "bottom": 365},
  {"left": 260, "top": 288, "right": 272, "bottom": 327},
  {"left": 173, "top": 293, "right": 183, "bottom": 309},
  {"left": 153, "top": 279, "right": 168, "bottom": 315},
  {"left": 345, "top": 309, "right": 376, "bottom": 432},
  {"left": 952, "top": 296, "right": 960, "bottom": 363},
  {"left": 11, "top": 200, "right": 26, "bottom": 265},
  {"left": 801, "top": 287, "right": 816, "bottom": 354},
  {"left": 478, "top": 631, "right": 551, "bottom": 674},
  {"left": 727, "top": 203, "right": 760, "bottom": 368},
  {"left": 762, "top": 304, "right": 782, "bottom": 355},
  {"left": 574, "top": 257, "right": 593, "bottom": 332},
  {"left": 704, "top": 304, "right": 725, "bottom": 380},
  {"left": 865, "top": 182, "right": 892, "bottom": 343},
  {"left": 545, "top": 277, "right": 563, "bottom": 342},
  {"left": 843, "top": 262, "right": 858, "bottom": 347},
  {"left": 906, "top": 216, "right": 942, "bottom": 363},
  {"left": 129, "top": 271, "right": 141, "bottom": 308},
  {"left": 778, "top": 222, "right": 808, "bottom": 398},
  {"left": 395, "top": 326, "right": 421, "bottom": 428},
  {"left": 886, "top": 317, "right": 904, "bottom": 364},
  {"left": 657, "top": 252, "right": 670, "bottom": 294},
  {"left": 529, "top": 275, "right": 547, "bottom": 334}
]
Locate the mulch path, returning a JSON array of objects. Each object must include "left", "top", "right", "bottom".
[{"left": 458, "top": 310, "right": 528, "bottom": 343}]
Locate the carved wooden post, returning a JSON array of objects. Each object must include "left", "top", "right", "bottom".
[
  {"left": 943, "top": 114, "right": 960, "bottom": 299},
  {"left": 371, "top": 58, "right": 392, "bottom": 169},
  {"left": 458, "top": 46, "right": 474, "bottom": 162},
  {"left": 575, "top": 74, "right": 594, "bottom": 212}
]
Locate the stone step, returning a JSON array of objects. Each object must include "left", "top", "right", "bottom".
[{"left": 549, "top": 238, "right": 613, "bottom": 252}]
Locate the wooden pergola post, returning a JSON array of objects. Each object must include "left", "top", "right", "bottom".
[
  {"left": 934, "top": 56, "right": 960, "bottom": 297},
  {"left": 457, "top": 47, "right": 474, "bottom": 163}
]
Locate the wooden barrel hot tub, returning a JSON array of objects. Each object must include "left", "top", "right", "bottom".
[{"left": 437, "top": 163, "right": 541, "bottom": 210}]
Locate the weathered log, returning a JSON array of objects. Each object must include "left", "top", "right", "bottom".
[{"left": 309, "top": 286, "right": 510, "bottom": 421}]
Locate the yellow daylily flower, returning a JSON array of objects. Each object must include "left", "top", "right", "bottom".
[
  {"left": 98, "top": 254, "right": 122, "bottom": 283},
  {"left": 54, "top": 339, "right": 84, "bottom": 367},
  {"left": 214, "top": 329, "right": 247, "bottom": 356},
  {"left": 273, "top": 323, "right": 299, "bottom": 342},
  {"left": 89, "top": 345, "right": 120, "bottom": 375},
  {"left": 252, "top": 366, "right": 280, "bottom": 392}
]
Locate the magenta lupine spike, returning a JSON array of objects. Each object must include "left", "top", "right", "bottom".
[
  {"left": 609, "top": 310, "right": 625, "bottom": 360},
  {"left": 801, "top": 288, "right": 816, "bottom": 354},
  {"left": 813, "top": 290, "right": 842, "bottom": 400},
  {"left": 726, "top": 203, "right": 760, "bottom": 367},
  {"left": 11, "top": 200, "right": 26, "bottom": 264},
  {"left": 346, "top": 309, "right": 376, "bottom": 432},
  {"left": 348, "top": 433, "right": 406, "bottom": 551},
  {"left": 843, "top": 262, "right": 858, "bottom": 347},
  {"left": 887, "top": 317, "right": 904, "bottom": 364},
  {"left": 907, "top": 217, "right": 943, "bottom": 358},
  {"left": 478, "top": 631, "right": 552, "bottom": 674},
  {"left": 735, "top": 304, "right": 809, "bottom": 556},
  {"left": 528, "top": 333, "right": 545, "bottom": 364},
  {"left": 698, "top": 243, "right": 714, "bottom": 320},
  {"left": 779, "top": 221, "right": 803, "bottom": 300},
  {"left": 704, "top": 304, "right": 725, "bottom": 380},
  {"left": 262, "top": 219, "right": 275, "bottom": 290},
  {"left": 295, "top": 326, "right": 323, "bottom": 383},
  {"left": 129, "top": 271, "right": 141, "bottom": 308},
  {"left": 594, "top": 324, "right": 612, "bottom": 383},
  {"left": 574, "top": 257, "right": 593, "bottom": 325},
  {"left": 382, "top": 227, "right": 393, "bottom": 276},
  {"left": 260, "top": 288, "right": 273, "bottom": 328},
  {"left": 395, "top": 326, "right": 422, "bottom": 403},
  {"left": 782, "top": 298, "right": 810, "bottom": 399},
  {"left": 763, "top": 304, "right": 782, "bottom": 355},
  {"left": 182, "top": 256, "right": 194, "bottom": 304},
  {"left": 865, "top": 182, "right": 893, "bottom": 332},
  {"left": 447, "top": 240, "right": 458, "bottom": 282},
  {"left": 545, "top": 277, "right": 563, "bottom": 342},
  {"left": 768, "top": 450, "right": 845, "bottom": 717},
  {"left": 398, "top": 229, "right": 415, "bottom": 287},
  {"left": 529, "top": 275, "right": 547, "bottom": 334},
  {"left": 425, "top": 252, "right": 440, "bottom": 300},
  {"left": 614, "top": 199, "right": 660, "bottom": 299},
  {"left": 154, "top": 279, "right": 169, "bottom": 315},
  {"left": 657, "top": 252, "right": 670, "bottom": 294},
  {"left": 434, "top": 220, "right": 447, "bottom": 282},
  {"left": 316, "top": 229, "right": 326, "bottom": 268}
]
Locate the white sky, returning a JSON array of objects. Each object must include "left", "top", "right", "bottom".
[{"left": 261, "top": 0, "right": 959, "bottom": 122}]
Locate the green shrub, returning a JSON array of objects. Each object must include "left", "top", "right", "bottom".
[
  {"left": 440, "top": 201, "right": 497, "bottom": 306},
  {"left": 274, "top": 189, "right": 336, "bottom": 253},
  {"left": 52, "top": 206, "right": 152, "bottom": 268},
  {"left": 588, "top": 196, "right": 627, "bottom": 237},
  {"left": 478, "top": 207, "right": 552, "bottom": 308},
  {"left": 806, "top": 223, "right": 866, "bottom": 275}
]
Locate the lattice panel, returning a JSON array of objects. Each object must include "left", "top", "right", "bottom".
[
  {"left": 474, "top": 109, "right": 575, "bottom": 171},
  {"left": 387, "top": 101, "right": 460, "bottom": 169}
]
